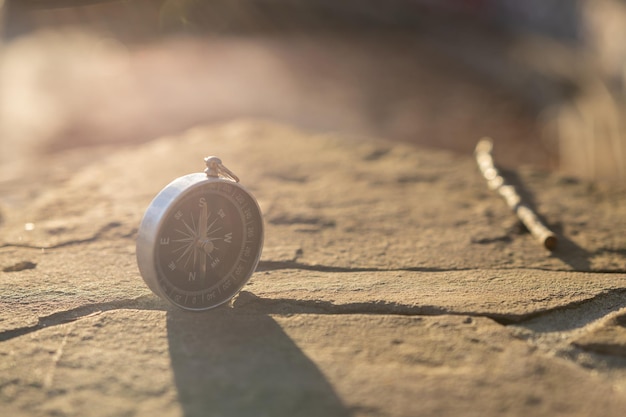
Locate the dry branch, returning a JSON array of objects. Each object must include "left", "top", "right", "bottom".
[{"left": 475, "top": 138, "right": 557, "bottom": 251}]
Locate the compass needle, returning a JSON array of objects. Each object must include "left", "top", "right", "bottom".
[{"left": 198, "top": 197, "right": 209, "bottom": 279}]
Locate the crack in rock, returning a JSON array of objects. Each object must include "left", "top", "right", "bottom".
[
  {"left": 256, "top": 260, "right": 472, "bottom": 273},
  {"left": 268, "top": 214, "right": 336, "bottom": 228},
  {"left": 233, "top": 289, "right": 626, "bottom": 328},
  {"left": 511, "top": 288, "right": 626, "bottom": 332},
  {"left": 0, "top": 295, "right": 164, "bottom": 342},
  {"left": 256, "top": 260, "right": 626, "bottom": 275},
  {"left": 504, "top": 289, "right": 626, "bottom": 374},
  {"left": 2, "top": 261, "right": 37, "bottom": 272},
  {"left": 2, "top": 281, "right": 624, "bottom": 352},
  {"left": 570, "top": 309, "right": 626, "bottom": 358},
  {"left": 1, "top": 295, "right": 489, "bottom": 343},
  {"left": 230, "top": 292, "right": 575, "bottom": 326},
  {"left": 0, "top": 221, "right": 133, "bottom": 250}
]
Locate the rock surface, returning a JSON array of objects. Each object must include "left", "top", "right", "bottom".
[{"left": 1, "top": 120, "right": 626, "bottom": 416}]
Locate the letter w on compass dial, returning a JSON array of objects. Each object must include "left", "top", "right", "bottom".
[{"left": 156, "top": 191, "right": 244, "bottom": 293}]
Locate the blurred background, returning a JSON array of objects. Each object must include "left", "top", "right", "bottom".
[{"left": 1, "top": 0, "right": 625, "bottom": 182}]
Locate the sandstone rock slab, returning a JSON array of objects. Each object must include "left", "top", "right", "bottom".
[
  {"left": 2, "top": 121, "right": 625, "bottom": 272},
  {"left": 2, "top": 310, "right": 626, "bottom": 417},
  {"left": 1, "top": 120, "right": 626, "bottom": 417}
]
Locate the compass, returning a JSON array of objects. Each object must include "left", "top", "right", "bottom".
[{"left": 136, "top": 157, "right": 264, "bottom": 310}]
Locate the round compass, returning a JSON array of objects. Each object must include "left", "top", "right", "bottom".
[{"left": 136, "top": 157, "right": 264, "bottom": 310}]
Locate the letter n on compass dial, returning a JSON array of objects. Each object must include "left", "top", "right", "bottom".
[{"left": 155, "top": 182, "right": 263, "bottom": 309}]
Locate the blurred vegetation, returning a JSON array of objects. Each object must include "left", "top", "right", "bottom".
[{"left": 1, "top": 0, "right": 625, "bottom": 181}]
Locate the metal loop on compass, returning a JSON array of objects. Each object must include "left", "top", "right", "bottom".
[{"left": 204, "top": 156, "right": 240, "bottom": 183}]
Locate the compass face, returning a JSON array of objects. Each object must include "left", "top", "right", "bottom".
[{"left": 153, "top": 180, "right": 263, "bottom": 310}]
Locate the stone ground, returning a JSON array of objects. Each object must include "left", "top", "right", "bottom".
[{"left": 1, "top": 120, "right": 626, "bottom": 417}]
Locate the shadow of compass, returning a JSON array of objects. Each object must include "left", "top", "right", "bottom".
[{"left": 166, "top": 309, "right": 350, "bottom": 417}]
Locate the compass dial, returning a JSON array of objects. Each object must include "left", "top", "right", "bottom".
[{"left": 151, "top": 180, "right": 263, "bottom": 310}]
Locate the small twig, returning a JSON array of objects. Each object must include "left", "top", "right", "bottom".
[{"left": 475, "top": 138, "right": 557, "bottom": 251}]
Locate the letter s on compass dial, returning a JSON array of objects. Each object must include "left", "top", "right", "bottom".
[{"left": 136, "top": 158, "right": 263, "bottom": 311}]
